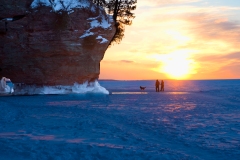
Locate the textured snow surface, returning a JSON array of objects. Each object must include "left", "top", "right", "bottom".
[{"left": 0, "top": 80, "right": 240, "bottom": 159}]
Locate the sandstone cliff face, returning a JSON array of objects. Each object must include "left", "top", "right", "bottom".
[{"left": 0, "top": 0, "right": 115, "bottom": 85}]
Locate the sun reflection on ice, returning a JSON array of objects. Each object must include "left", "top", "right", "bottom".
[{"left": 163, "top": 103, "right": 196, "bottom": 112}]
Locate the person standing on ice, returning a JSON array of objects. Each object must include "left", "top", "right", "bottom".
[
  {"left": 161, "top": 80, "right": 164, "bottom": 91},
  {"left": 155, "top": 79, "right": 160, "bottom": 92}
]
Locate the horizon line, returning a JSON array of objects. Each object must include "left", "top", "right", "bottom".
[{"left": 99, "top": 78, "right": 240, "bottom": 81}]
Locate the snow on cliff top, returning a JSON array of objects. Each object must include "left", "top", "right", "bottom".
[
  {"left": 31, "top": 0, "right": 90, "bottom": 13},
  {"left": 80, "top": 15, "right": 112, "bottom": 39},
  {"left": 31, "top": 0, "right": 113, "bottom": 43}
]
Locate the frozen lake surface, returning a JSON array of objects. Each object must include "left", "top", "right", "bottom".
[{"left": 0, "top": 80, "right": 240, "bottom": 159}]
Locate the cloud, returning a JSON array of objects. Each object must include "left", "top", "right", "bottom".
[
  {"left": 120, "top": 60, "right": 134, "bottom": 63},
  {"left": 191, "top": 52, "right": 240, "bottom": 77},
  {"left": 192, "top": 60, "right": 240, "bottom": 79},
  {"left": 220, "top": 62, "right": 240, "bottom": 77},
  {"left": 196, "top": 52, "right": 240, "bottom": 62},
  {"left": 184, "top": 13, "right": 240, "bottom": 44},
  {"left": 135, "top": 5, "right": 240, "bottom": 55}
]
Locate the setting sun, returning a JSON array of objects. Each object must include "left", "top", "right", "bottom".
[
  {"left": 151, "top": 50, "right": 198, "bottom": 79},
  {"left": 162, "top": 57, "right": 191, "bottom": 79},
  {"left": 162, "top": 51, "right": 198, "bottom": 79}
]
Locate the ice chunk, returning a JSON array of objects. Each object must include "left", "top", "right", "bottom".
[
  {"left": 0, "top": 77, "right": 14, "bottom": 94},
  {"left": 13, "top": 81, "right": 109, "bottom": 95}
]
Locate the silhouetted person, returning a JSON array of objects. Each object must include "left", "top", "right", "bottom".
[
  {"left": 155, "top": 79, "right": 160, "bottom": 92},
  {"left": 161, "top": 80, "right": 164, "bottom": 91}
]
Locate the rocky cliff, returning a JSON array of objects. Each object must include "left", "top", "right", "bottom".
[{"left": 0, "top": 0, "right": 115, "bottom": 85}]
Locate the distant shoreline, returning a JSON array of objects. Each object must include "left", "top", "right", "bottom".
[
  {"left": 99, "top": 79, "right": 240, "bottom": 81},
  {"left": 98, "top": 79, "right": 118, "bottom": 81}
]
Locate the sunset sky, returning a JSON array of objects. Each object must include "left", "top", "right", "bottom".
[{"left": 100, "top": 0, "right": 240, "bottom": 80}]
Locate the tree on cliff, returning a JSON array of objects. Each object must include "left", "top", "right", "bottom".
[
  {"left": 92, "top": 0, "right": 106, "bottom": 6},
  {"left": 107, "top": 0, "right": 136, "bottom": 25},
  {"left": 106, "top": 0, "right": 137, "bottom": 44},
  {"left": 91, "top": 0, "right": 137, "bottom": 45}
]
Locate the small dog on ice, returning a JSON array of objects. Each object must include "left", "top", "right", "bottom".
[{"left": 140, "top": 86, "right": 146, "bottom": 90}]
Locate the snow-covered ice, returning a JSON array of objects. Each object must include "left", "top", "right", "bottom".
[{"left": 0, "top": 80, "right": 240, "bottom": 159}]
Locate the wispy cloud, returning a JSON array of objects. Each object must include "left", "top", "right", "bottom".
[
  {"left": 196, "top": 52, "right": 240, "bottom": 62},
  {"left": 120, "top": 60, "right": 134, "bottom": 63},
  {"left": 133, "top": 5, "right": 240, "bottom": 55}
]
